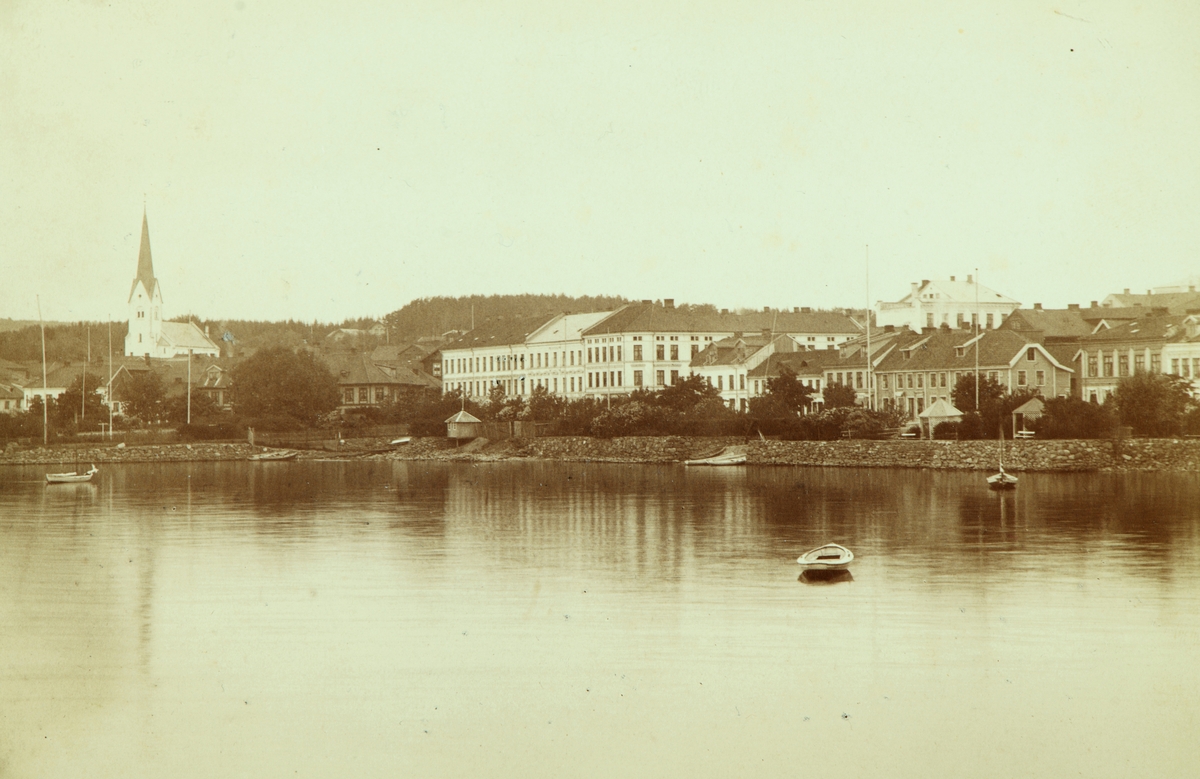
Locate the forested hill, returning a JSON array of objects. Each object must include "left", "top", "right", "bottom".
[{"left": 383, "top": 294, "right": 632, "bottom": 339}]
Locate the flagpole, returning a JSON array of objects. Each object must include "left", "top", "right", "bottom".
[
  {"left": 974, "top": 268, "right": 980, "bottom": 412},
  {"left": 37, "top": 296, "right": 48, "bottom": 446},
  {"left": 865, "top": 245, "right": 872, "bottom": 410}
]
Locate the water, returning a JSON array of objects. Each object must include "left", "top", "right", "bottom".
[{"left": 2, "top": 461, "right": 1198, "bottom": 778}]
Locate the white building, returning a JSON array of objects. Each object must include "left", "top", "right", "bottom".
[
  {"left": 876, "top": 275, "right": 1020, "bottom": 333},
  {"left": 580, "top": 300, "right": 862, "bottom": 398},
  {"left": 440, "top": 311, "right": 612, "bottom": 399},
  {"left": 124, "top": 211, "right": 220, "bottom": 359}
]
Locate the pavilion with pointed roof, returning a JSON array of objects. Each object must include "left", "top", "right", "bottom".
[{"left": 123, "top": 210, "right": 219, "bottom": 359}]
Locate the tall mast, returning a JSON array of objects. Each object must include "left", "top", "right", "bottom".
[
  {"left": 37, "top": 296, "right": 48, "bottom": 446},
  {"left": 974, "top": 267, "right": 980, "bottom": 411},
  {"left": 865, "top": 245, "right": 872, "bottom": 410},
  {"left": 108, "top": 319, "right": 114, "bottom": 438}
]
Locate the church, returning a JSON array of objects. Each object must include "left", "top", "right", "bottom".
[{"left": 124, "top": 211, "right": 220, "bottom": 358}]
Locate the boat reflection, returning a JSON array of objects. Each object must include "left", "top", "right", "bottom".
[{"left": 799, "top": 569, "right": 854, "bottom": 585}]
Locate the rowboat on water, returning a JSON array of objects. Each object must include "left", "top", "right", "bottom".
[
  {"left": 248, "top": 449, "right": 299, "bottom": 461},
  {"left": 796, "top": 543, "right": 854, "bottom": 570},
  {"left": 684, "top": 449, "right": 747, "bottom": 466},
  {"left": 46, "top": 465, "right": 99, "bottom": 484}
]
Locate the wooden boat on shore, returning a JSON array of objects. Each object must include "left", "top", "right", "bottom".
[
  {"left": 46, "top": 465, "right": 99, "bottom": 484},
  {"left": 684, "top": 448, "right": 747, "bottom": 466},
  {"left": 796, "top": 543, "right": 854, "bottom": 570},
  {"left": 248, "top": 449, "right": 298, "bottom": 461}
]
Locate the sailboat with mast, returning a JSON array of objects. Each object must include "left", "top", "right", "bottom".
[{"left": 987, "top": 428, "right": 1017, "bottom": 489}]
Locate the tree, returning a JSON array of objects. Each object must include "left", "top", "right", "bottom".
[
  {"left": 951, "top": 373, "right": 1005, "bottom": 415},
  {"left": 763, "top": 367, "right": 813, "bottom": 414},
  {"left": 123, "top": 371, "right": 167, "bottom": 423},
  {"left": 1112, "top": 372, "right": 1195, "bottom": 437},
  {"left": 51, "top": 373, "right": 108, "bottom": 429},
  {"left": 164, "top": 391, "right": 219, "bottom": 425},
  {"left": 231, "top": 347, "right": 340, "bottom": 424},
  {"left": 521, "top": 385, "right": 565, "bottom": 422},
  {"left": 822, "top": 382, "right": 857, "bottom": 409},
  {"left": 1033, "top": 397, "right": 1115, "bottom": 439},
  {"left": 654, "top": 374, "right": 721, "bottom": 413}
]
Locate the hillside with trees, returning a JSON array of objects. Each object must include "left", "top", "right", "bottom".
[{"left": 382, "top": 294, "right": 632, "bottom": 340}]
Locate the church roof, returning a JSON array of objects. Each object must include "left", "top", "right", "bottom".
[
  {"left": 127, "top": 211, "right": 160, "bottom": 303},
  {"left": 158, "top": 321, "right": 220, "bottom": 351}
]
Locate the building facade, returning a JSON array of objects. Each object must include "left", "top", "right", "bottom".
[{"left": 876, "top": 276, "right": 1020, "bottom": 333}]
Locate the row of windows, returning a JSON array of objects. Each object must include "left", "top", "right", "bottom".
[
  {"left": 877, "top": 369, "right": 1049, "bottom": 391},
  {"left": 445, "top": 350, "right": 584, "bottom": 375}
]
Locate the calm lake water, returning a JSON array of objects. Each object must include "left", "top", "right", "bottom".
[{"left": 2, "top": 460, "right": 1198, "bottom": 778}]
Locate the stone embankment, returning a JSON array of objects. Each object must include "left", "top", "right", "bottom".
[{"left": 2, "top": 436, "right": 1199, "bottom": 472}]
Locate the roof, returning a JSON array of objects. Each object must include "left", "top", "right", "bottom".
[
  {"left": 1100, "top": 291, "right": 1200, "bottom": 314},
  {"left": 918, "top": 398, "right": 963, "bottom": 418},
  {"left": 1000, "top": 308, "right": 1094, "bottom": 339},
  {"left": 882, "top": 278, "right": 1019, "bottom": 307},
  {"left": 747, "top": 348, "right": 857, "bottom": 379},
  {"left": 0, "top": 383, "right": 24, "bottom": 400},
  {"left": 441, "top": 314, "right": 557, "bottom": 351},
  {"left": 1078, "top": 314, "right": 1200, "bottom": 346},
  {"left": 445, "top": 410, "right": 482, "bottom": 424},
  {"left": 127, "top": 211, "right": 160, "bottom": 303},
  {"left": 159, "top": 321, "right": 220, "bottom": 351},
  {"left": 1012, "top": 397, "right": 1045, "bottom": 417},
  {"left": 690, "top": 335, "right": 776, "bottom": 368},
  {"left": 873, "top": 328, "right": 1069, "bottom": 373},
  {"left": 582, "top": 302, "right": 861, "bottom": 337},
  {"left": 527, "top": 311, "right": 615, "bottom": 344}
]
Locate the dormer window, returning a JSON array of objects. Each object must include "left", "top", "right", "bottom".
[{"left": 1027, "top": 348, "right": 1036, "bottom": 361}]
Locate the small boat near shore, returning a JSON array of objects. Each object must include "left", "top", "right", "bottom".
[
  {"left": 987, "top": 467, "right": 1018, "bottom": 489},
  {"left": 46, "top": 464, "right": 99, "bottom": 484},
  {"left": 248, "top": 449, "right": 299, "bottom": 461},
  {"left": 796, "top": 543, "right": 854, "bottom": 570},
  {"left": 684, "top": 448, "right": 747, "bottom": 466}
]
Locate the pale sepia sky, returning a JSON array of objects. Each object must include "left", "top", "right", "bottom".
[{"left": 2, "top": 1, "right": 1198, "bottom": 324}]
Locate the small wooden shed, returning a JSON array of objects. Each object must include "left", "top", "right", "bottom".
[
  {"left": 1011, "top": 397, "right": 1044, "bottom": 437},
  {"left": 918, "top": 398, "right": 964, "bottom": 438},
  {"left": 445, "top": 410, "right": 483, "bottom": 440}
]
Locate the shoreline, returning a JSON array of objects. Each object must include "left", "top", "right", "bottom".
[{"left": 3, "top": 435, "right": 1199, "bottom": 472}]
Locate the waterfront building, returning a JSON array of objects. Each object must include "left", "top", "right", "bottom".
[
  {"left": 876, "top": 275, "right": 1019, "bottom": 333},
  {"left": 691, "top": 333, "right": 799, "bottom": 412},
  {"left": 1074, "top": 313, "right": 1200, "bottom": 403}
]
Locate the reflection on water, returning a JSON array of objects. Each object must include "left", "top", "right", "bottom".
[{"left": 1, "top": 461, "right": 1198, "bottom": 778}]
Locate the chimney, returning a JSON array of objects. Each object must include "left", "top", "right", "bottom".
[
  {"left": 1033, "top": 303, "right": 1042, "bottom": 310},
  {"left": 967, "top": 274, "right": 973, "bottom": 284},
  {"left": 761, "top": 328, "right": 771, "bottom": 339},
  {"left": 793, "top": 307, "right": 799, "bottom": 313},
  {"left": 721, "top": 308, "right": 729, "bottom": 315},
  {"left": 664, "top": 299, "right": 675, "bottom": 309},
  {"left": 884, "top": 325, "right": 895, "bottom": 333},
  {"left": 763, "top": 306, "right": 771, "bottom": 313},
  {"left": 1124, "top": 288, "right": 1131, "bottom": 295},
  {"left": 801, "top": 307, "right": 812, "bottom": 313},
  {"left": 1090, "top": 301, "right": 1099, "bottom": 308},
  {"left": 1147, "top": 290, "right": 1153, "bottom": 295},
  {"left": 641, "top": 299, "right": 652, "bottom": 304},
  {"left": 1067, "top": 303, "right": 1080, "bottom": 311},
  {"left": 911, "top": 282, "right": 919, "bottom": 296},
  {"left": 1190, "top": 286, "right": 1196, "bottom": 292},
  {"left": 950, "top": 275, "right": 956, "bottom": 281}
]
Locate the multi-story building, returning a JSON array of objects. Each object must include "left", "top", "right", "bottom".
[
  {"left": 579, "top": 300, "right": 862, "bottom": 398},
  {"left": 439, "top": 312, "right": 610, "bottom": 399},
  {"left": 871, "top": 326, "right": 1075, "bottom": 418},
  {"left": 876, "top": 275, "right": 1020, "bottom": 333},
  {"left": 691, "top": 333, "right": 799, "bottom": 411},
  {"left": 1075, "top": 313, "right": 1200, "bottom": 403}
]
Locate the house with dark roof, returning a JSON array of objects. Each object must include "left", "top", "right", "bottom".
[
  {"left": 323, "top": 352, "right": 441, "bottom": 413},
  {"left": 1074, "top": 313, "right": 1200, "bottom": 403},
  {"left": 1100, "top": 287, "right": 1200, "bottom": 315},
  {"left": 871, "top": 326, "right": 1075, "bottom": 419},
  {"left": 690, "top": 333, "right": 797, "bottom": 411}
]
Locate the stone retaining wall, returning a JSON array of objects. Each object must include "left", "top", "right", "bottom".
[{"left": 3, "top": 436, "right": 1199, "bottom": 472}]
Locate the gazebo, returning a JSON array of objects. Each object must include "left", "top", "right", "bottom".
[
  {"left": 918, "top": 398, "right": 964, "bottom": 439},
  {"left": 445, "top": 410, "right": 483, "bottom": 440},
  {"left": 1011, "top": 397, "right": 1044, "bottom": 438}
]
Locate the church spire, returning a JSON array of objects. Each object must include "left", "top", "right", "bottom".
[{"left": 128, "top": 209, "right": 158, "bottom": 302}]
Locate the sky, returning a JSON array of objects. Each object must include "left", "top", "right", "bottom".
[{"left": 2, "top": 1, "right": 1198, "bottom": 325}]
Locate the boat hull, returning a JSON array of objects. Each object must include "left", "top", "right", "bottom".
[
  {"left": 796, "top": 543, "right": 854, "bottom": 570},
  {"left": 46, "top": 466, "right": 98, "bottom": 484}
]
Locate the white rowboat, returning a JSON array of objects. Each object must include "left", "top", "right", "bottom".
[
  {"left": 46, "top": 465, "right": 99, "bottom": 484},
  {"left": 796, "top": 543, "right": 854, "bottom": 570}
]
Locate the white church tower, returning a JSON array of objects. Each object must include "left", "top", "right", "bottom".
[{"left": 124, "top": 210, "right": 220, "bottom": 358}]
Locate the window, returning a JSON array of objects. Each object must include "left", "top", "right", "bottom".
[
  {"left": 882, "top": 375, "right": 889, "bottom": 389},
  {"left": 1172, "top": 358, "right": 1180, "bottom": 375},
  {"left": 617, "top": 346, "right": 622, "bottom": 361},
  {"left": 1103, "top": 356, "right": 1113, "bottom": 377},
  {"left": 856, "top": 372, "right": 863, "bottom": 389},
  {"left": 988, "top": 371, "right": 999, "bottom": 383},
  {"left": 691, "top": 344, "right": 700, "bottom": 357},
  {"left": 1088, "top": 356, "right": 1098, "bottom": 377},
  {"left": 739, "top": 374, "right": 745, "bottom": 390},
  {"left": 670, "top": 345, "right": 679, "bottom": 361},
  {"left": 656, "top": 370, "right": 665, "bottom": 386},
  {"left": 1027, "top": 348, "right": 1036, "bottom": 361},
  {"left": 906, "top": 374, "right": 913, "bottom": 389},
  {"left": 956, "top": 313, "right": 965, "bottom": 328},
  {"left": 344, "top": 389, "right": 354, "bottom": 403},
  {"left": 358, "top": 388, "right": 368, "bottom": 402},
  {"left": 940, "top": 373, "right": 947, "bottom": 388},
  {"left": 986, "top": 313, "right": 994, "bottom": 329},
  {"left": 671, "top": 370, "right": 679, "bottom": 384},
  {"left": 375, "top": 387, "right": 386, "bottom": 402},
  {"left": 916, "top": 373, "right": 923, "bottom": 389},
  {"left": 656, "top": 344, "right": 665, "bottom": 360},
  {"left": 633, "top": 345, "right": 642, "bottom": 361},
  {"left": 1151, "top": 353, "right": 1161, "bottom": 373},
  {"left": 926, "top": 313, "right": 934, "bottom": 328},
  {"left": 1017, "top": 370, "right": 1027, "bottom": 386},
  {"left": 1036, "top": 370, "right": 1045, "bottom": 386},
  {"left": 634, "top": 370, "right": 643, "bottom": 387},
  {"left": 718, "top": 375, "right": 724, "bottom": 390}
]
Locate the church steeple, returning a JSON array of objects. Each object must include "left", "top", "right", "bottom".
[{"left": 128, "top": 209, "right": 158, "bottom": 303}]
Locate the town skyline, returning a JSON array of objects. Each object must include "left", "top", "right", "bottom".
[{"left": 4, "top": 3, "right": 1198, "bottom": 324}]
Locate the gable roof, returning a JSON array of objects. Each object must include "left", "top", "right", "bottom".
[
  {"left": 582, "top": 302, "right": 862, "bottom": 337},
  {"left": 442, "top": 315, "right": 557, "bottom": 351},
  {"left": 873, "top": 328, "right": 1070, "bottom": 373},
  {"left": 1078, "top": 314, "right": 1200, "bottom": 346},
  {"left": 159, "top": 321, "right": 220, "bottom": 351},
  {"left": 1000, "top": 307, "right": 1094, "bottom": 339},
  {"left": 886, "top": 278, "right": 1019, "bottom": 306}
]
